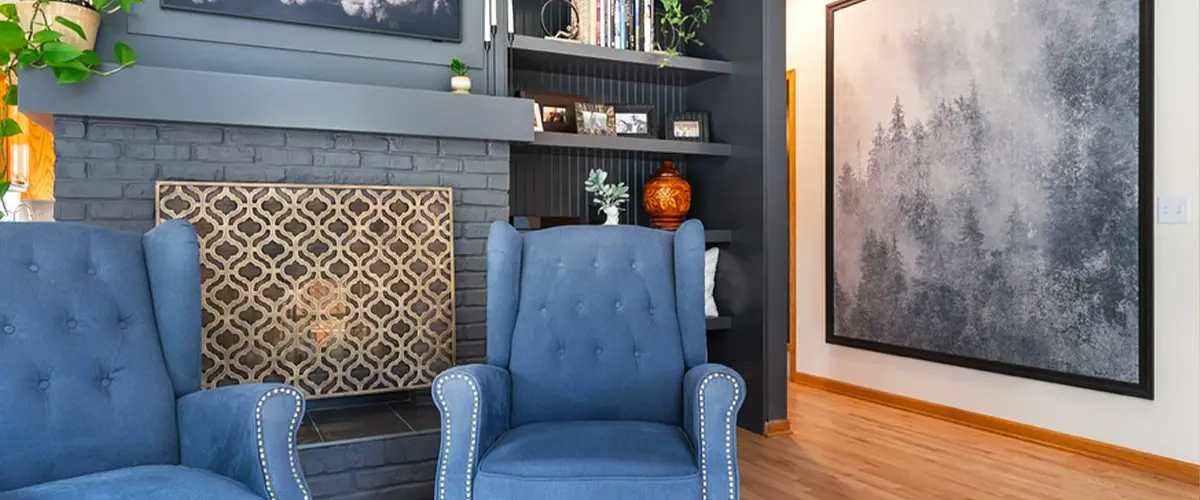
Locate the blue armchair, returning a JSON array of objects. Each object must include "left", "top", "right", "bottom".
[
  {"left": 0, "top": 221, "right": 309, "bottom": 500},
  {"left": 434, "top": 220, "right": 745, "bottom": 500}
]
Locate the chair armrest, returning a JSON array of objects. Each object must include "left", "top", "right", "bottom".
[
  {"left": 434, "top": 364, "right": 511, "bottom": 500},
  {"left": 683, "top": 364, "right": 745, "bottom": 500},
  {"left": 178, "top": 383, "right": 309, "bottom": 500}
]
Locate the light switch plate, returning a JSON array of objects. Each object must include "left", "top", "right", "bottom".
[{"left": 1157, "top": 196, "right": 1191, "bottom": 224}]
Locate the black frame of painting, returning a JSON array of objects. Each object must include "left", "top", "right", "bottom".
[
  {"left": 823, "top": 0, "right": 1155, "bottom": 399},
  {"left": 160, "top": 0, "right": 462, "bottom": 42},
  {"left": 613, "top": 105, "right": 657, "bottom": 138}
]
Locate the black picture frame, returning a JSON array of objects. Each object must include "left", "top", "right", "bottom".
[
  {"left": 824, "top": 0, "right": 1154, "bottom": 399},
  {"left": 160, "top": 0, "right": 462, "bottom": 42},
  {"left": 666, "top": 112, "right": 711, "bottom": 142},
  {"left": 613, "top": 105, "right": 657, "bottom": 138}
]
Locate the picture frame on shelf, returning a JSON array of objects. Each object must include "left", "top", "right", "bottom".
[
  {"left": 576, "top": 103, "right": 617, "bottom": 136},
  {"left": 666, "top": 112, "right": 711, "bottom": 142},
  {"left": 613, "top": 105, "right": 656, "bottom": 138},
  {"left": 519, "top": 90, "right": 588, "bottom": 133},
  {"left": 534, "top": 103, "right": 545, "bottom": 132}
]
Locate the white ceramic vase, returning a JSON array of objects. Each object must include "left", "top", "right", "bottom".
[
  {"left": 603, "top": 206, "right": 620, "bottom": 225},
  {"left": 450, "top": 75, "right": 472, "bottom": 94}
]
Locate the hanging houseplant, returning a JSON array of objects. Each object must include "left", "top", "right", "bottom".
[{"left": 0, "top": 0, "right": 141, "bottom": 219}]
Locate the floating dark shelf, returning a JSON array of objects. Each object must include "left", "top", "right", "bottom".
[
  {"left": 706, "top": 317, "right": 732, "bottom": 331},
  {"left": 521, "top": 132, "right": 732, "bottom": 156},
  {"left": 705, "top": 230, "right": 734, "bottom": 244},
  {"left": 509, "top": 35, "right": 732, "bottom": 85}
]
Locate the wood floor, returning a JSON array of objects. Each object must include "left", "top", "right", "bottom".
[{"left": 738, "top": 383, "right": 1199, "bottom": 500}]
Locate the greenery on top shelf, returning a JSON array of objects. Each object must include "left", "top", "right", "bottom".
[
  {"left": 658, "top": 0, "right": 713, "bottom": 66},
  {"left": 0, "top": 0, "right": 141, "bottom": 219}
]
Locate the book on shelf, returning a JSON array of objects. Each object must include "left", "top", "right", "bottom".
[{"left": 578, "top": 0, "right": 655, "bottom": 52}]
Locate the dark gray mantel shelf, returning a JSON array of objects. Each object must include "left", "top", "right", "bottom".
[
  {"left": 18, "top": 65, "right": 536, "bottom": 143},
  {"left": 510, "top": 35, "right": 732, "bottom": 85},
  {"left": 524, "top": 132, "right": 732, "bottom": 156}
]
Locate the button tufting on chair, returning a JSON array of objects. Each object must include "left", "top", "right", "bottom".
[
  {"left": 595, "top": 347, "right": 603, "bottom": 355},
  {"left": 3, "top": 325, "right": 13, "bottom": 334},
  {"left": 28, "top": 263, "right": 39, "bottom": 272},
  {"left": 66, "top": 320, "right": 77, "bottom": 329},
  {"left": 634, "top": 350, "right": 642, "bottom": 358},
  {"left": 557, "top": 348, "right": 565, "bottom": 356},
  {"left": 101, "top": 378, "right": 112, "bottom": 388},
  {"left": 118, "top": 320, "right": 129, "bottom": 329},
  {"left": 86, "top": 267, "right": 97, "bottom": 276},
  {"left": 615, "top": 301, "right": 623, "bottom": 310},
  {"left": 37, "top": 380, "right": 49, "bottom": 390}
]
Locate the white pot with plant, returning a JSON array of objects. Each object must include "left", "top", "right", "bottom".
[
  {"left": 0, "top": 0, "right": 142, "bottom": 220},
  {"left": 449, "top": 57, "right": 470, "bottom": 94},
  {"left": 584, "top": 168, "right": 630, "bottom": 226}
]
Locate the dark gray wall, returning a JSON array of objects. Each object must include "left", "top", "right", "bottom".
[
  {"left": 53, "top": 116, "right": 508, "bottom": 367},
  {"left": 96, "top": 0, "right": 502, "bottom": 91}
]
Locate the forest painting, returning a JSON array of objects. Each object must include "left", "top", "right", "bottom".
[
  {"left": 162, "top": 0, "right": 461, "bottom": 42},
  {"left": 827, "top": 0, "right": 1151, "bottom": 396}
]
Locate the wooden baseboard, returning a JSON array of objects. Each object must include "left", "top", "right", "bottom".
[
  {"left": 791, "top": 372, "right": 1200, "bottom": 485},
  {"left": 764, "top": 419, "right": 793, "bottom": 437}
]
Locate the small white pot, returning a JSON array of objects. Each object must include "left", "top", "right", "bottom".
[
  {"left": 450, "top": 75, "right": 472, "bottom": 94},
  {"left": 603, "top": 206, "right": 620, "bottom": 225}
]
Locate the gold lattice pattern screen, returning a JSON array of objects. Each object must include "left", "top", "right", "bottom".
[{"left": 156, "top": 181, "right": 456, "bottom": 398}]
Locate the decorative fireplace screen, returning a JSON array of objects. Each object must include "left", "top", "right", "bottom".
[{"left": 156, "top": 181, "right": 456, "bottom": 398}]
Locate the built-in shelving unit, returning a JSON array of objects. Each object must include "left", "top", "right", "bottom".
[
  {"left": 705, "top": 230, "right": 734, "bottom": 245},
  {"left": 706, "top": 316, "right": 733, "bottom": 331},
  {"left": 506, "top": 0, "right": 786, "bottom": 433},
  {"left": 509, "top": 34, "right": 732, "bottom": 84},
  {"left": 522, "top": 132, "right": 731, "bottom": 156}
]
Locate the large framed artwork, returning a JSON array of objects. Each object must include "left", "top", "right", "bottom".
[
  {"left": 826, "top": 0, "right": 1154, "bottom": 397},
  {"left": 161, "top": 0, "right": 462, "bottom": 42}
]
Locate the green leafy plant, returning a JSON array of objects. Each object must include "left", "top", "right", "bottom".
[
  {"left": 657, "top": 0, "right": 713, "bottom": 66},
  {"left": 0, "top": 0, "right": 141, "bottom": 219},
  {"left": 584, "top": 168, "right": 630, "bottom": 213},
  {"left": 450, "top": 57, "right": 469, "bottom": 77}
]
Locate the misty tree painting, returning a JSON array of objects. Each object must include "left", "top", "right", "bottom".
[
  {"left": 162, "top": 0, "right": 461, "bottom": 42},
  {"left": 827, "top": 0, "right": 1151, "bottom": 396}
]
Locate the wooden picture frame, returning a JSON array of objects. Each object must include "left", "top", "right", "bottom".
[
  {"left": 519, "top": 90, "right": 588, "bottom": 133},
  {"left": 575, "top": 103, "right": 616, "bottom": 136}
]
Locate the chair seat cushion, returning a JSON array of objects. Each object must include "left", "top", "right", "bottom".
[
  {"left": 0, "top": 465, "right": 262, "bottom": 500},
  {"left": 474, "top": 421, "right": 701, "bottom": 500}
]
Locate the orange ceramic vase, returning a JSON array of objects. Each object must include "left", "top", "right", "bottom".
[{"left": 643, "top": 160, "right": 691, "bottom": 231}]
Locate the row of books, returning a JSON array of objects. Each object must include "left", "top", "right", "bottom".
[{"left": 577, "top": 0, "right": 656, "bottom": 52}]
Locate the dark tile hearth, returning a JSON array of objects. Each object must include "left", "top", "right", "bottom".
[{"left": 300, "top": 400, "right": 440, "bottom": 448}]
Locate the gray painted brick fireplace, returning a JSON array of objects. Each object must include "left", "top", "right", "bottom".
[{"left": 52, "top": 116, "right": 508, "bottom": 499}]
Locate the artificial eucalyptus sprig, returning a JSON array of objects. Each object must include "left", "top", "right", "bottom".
[
  {"left": 657, "top": 0, "right": 713, "bottom": 67},
  {"left": 584, "top": 169, "right": 630, "bottom": 214},
  {"left": 0, "top": 0, "right": 142, "bottom": 218}
]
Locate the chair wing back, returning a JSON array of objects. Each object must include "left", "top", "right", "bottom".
[
  {"left": 487, "top": 221, "right": 708, "bottom": 427},
  {"left": 0, "top": 222, "right": 192, "bottom": 491}
]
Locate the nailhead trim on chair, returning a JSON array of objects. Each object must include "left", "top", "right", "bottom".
[
  {"left": 255, "top": 387, "right": 310, "bottom": 500},
  {"left": 699, "top": 373, "right": 740, "bottom": 500},
  {"left": 436, "top": 374, "right": 480, "bottom": 500}
]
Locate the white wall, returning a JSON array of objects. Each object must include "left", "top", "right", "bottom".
[{"left": 788, "top": 0, "right": 1200, "bottom": 463}]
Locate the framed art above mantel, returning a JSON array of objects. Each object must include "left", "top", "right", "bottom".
[
  {"left": 160, "top": 0, "right": 462, "bottom": 42},
  {"left": 825, "top": 0, "right": 1154, "bottom": 398}
]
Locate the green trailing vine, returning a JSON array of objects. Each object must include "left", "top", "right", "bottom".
[
  {"left": 0, "top": 0, "right": 141, "bottom": 219},
  {"left": 657, "top": 0, "right": 713, "bottom": 67}
]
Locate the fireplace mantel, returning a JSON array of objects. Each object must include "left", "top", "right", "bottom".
[{"left": 18, "top": 66, "right": 535, "bottom": 143}]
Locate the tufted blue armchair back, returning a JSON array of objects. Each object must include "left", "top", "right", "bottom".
[
  {"left": 0, "top": 221, "right": 202, "bottom": 491},
  {"left": 487, "top": 221, "right": 708, "bottom": 427}
]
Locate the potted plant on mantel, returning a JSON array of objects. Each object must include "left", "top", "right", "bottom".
[{"left": 0, "top": 0, "right": 141, "bottom": 219}]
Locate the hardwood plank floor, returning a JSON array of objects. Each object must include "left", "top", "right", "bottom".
[{"left": 738, "top": 383, "right": 1199, "bottom": 500}]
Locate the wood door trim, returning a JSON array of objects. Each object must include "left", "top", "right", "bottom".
[
  {"left": 786, "top": 69, "right": 797, "bottom": 380},
  {"left": 791, "top": 372, "right": 1200, "bottom": 485}
]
